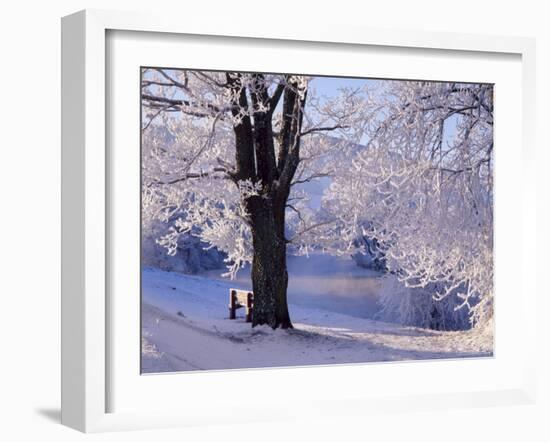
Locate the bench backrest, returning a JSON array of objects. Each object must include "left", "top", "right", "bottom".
[{"left": 231, "top": 288, "right": 253, "bottom": 304}]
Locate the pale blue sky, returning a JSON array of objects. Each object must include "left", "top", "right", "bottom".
[{"left": 310, "top": 76, "right": 374, "bottom": 98}]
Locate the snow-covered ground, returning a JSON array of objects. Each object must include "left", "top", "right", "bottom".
[{"left": 141, "top": 256, "right": 493, "bottom": 373}]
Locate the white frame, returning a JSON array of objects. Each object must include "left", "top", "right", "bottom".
[{"left": 61, "top": 9, "right": 537, "bottom": 433}]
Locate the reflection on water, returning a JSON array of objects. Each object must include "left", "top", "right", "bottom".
[{"left": 203, "top": 253, "right": 384, "bottom": 319}]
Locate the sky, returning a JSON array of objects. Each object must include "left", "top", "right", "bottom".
[{"left": 310, "top": 76, "right": 374, "bottom": 98}]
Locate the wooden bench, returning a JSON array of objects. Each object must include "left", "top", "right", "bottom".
[{"left": 228, "top": 289, "right": 254, "bottom": 322}]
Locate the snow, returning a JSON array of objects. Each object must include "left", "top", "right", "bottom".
[{"left": 141, "top": 258, "right": 493, "bottom": 374}]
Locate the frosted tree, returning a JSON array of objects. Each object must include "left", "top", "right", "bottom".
[
  {"left": 323, "top": 81, "right": 494, "bottom": 329},
  {"left": 141, "top": 69, "right": 370, "bottom": 329},
  {"left": 143, "top": 70, "right": 494, "bottom": 331}
]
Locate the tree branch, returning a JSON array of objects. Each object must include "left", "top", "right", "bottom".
[
  {"left": 269, "top": 82, "right": 286, "bottom": 114},
  {"left": 287, "top": 219, "right": 337, "bottom": 243},
  {"left": 291, "top": 172, "right": 332, "bottom": 186},
  {"left": 152, "top": 68, "right": 190, "bottom": 91},
  {"left": 300, "top": 124, "right": 349, "bottom": 136},
  {"left": 150, "top": 167, "right": 230, "bottom": 185},
  {"left": 142, "top": 104, "right": 175, "bottom": 131},
  {"left": 192, "top": 71, "right": 229, "bottom": 88}
]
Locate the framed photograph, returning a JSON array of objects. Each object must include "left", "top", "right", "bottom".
[{"left": 61, "top": 9, "right": 537, "bottom": 432}]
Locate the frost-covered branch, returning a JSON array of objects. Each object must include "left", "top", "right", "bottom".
[{"left": 323, "top": 81, "right": 494, "bottom": 328}]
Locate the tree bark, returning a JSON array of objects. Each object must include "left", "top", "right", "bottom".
[{"left": 248, "top": 197, "right": 292, "bottom": 329}]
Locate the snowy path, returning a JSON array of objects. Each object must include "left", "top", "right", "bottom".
[{"left": 141, "top": 267, "right": 492, "bottom": 373}]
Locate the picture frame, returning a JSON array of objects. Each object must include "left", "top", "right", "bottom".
[{"left": 61, "top": 9, "right": 537, "bottom": 433}]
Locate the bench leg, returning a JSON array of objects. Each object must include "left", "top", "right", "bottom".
[
  {"left": 229, "top": 290, "right": 236, "bottom": 319},
  {"left": 245, "top": 292, "right": 253, "bottom": 323}
]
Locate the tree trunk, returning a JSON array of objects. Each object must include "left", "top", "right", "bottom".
[
  {"left": 224, "top": 73, "right": 305, "bottom": 329},
  {"left": 248, "top": 198, "right": 292, "bottom": 329}
]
